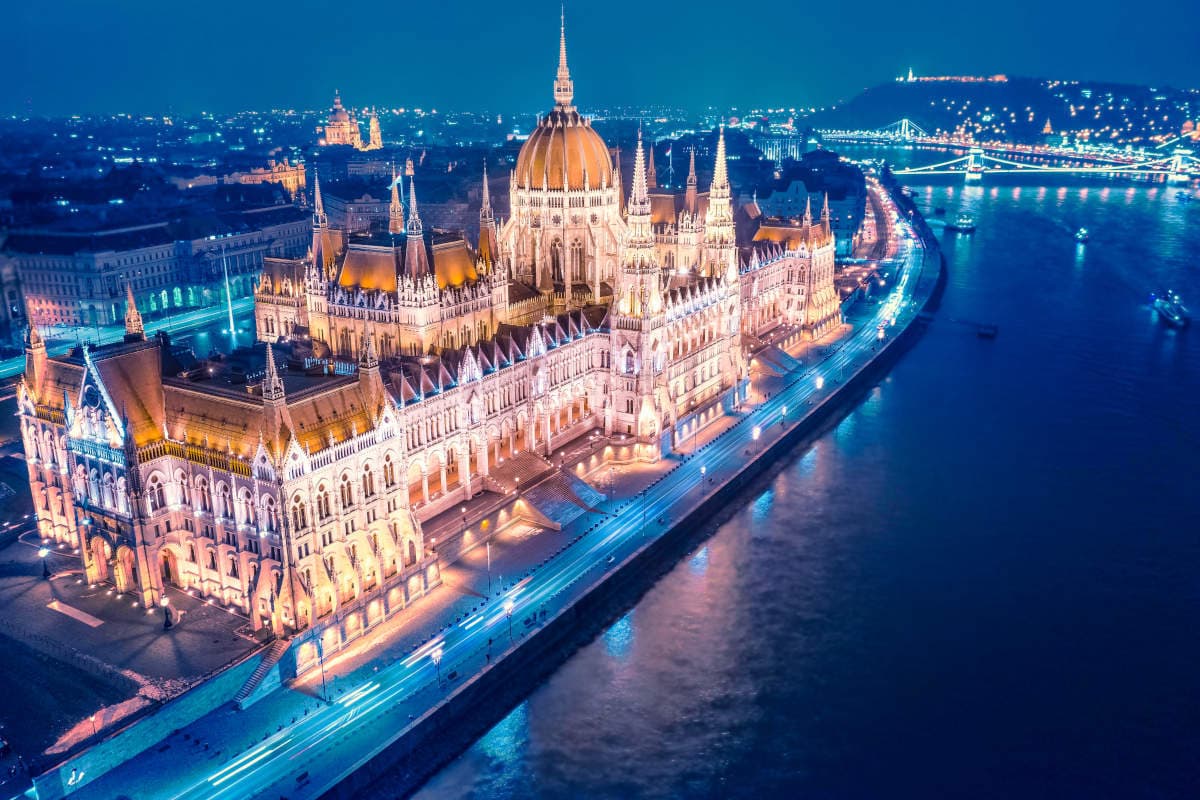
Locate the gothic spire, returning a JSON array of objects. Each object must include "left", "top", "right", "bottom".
[
  {"left": 262, "top": 344, "right": 284, "bottom": 402},
  {"left": 406, "top": 176, "right": 422, "bottom": 237},
  {"left": 312, "top": 167, "right": 327, "bottom": 229},
  {"left": 687, "top": 146, "right": 697, "bottom": 186},
  {"left": 712, "top": 125, "right": 729, "bottom": 193},
  {"left": 553, "top": 6, "right": 574, "bottom": 108},
  {"left": 647, "top": 144, "right": 657, "bottom": 189},
  {"left": 389, "top": 167, "right": 404, "bottom": 235},
  {"left": 124, "top": 284, "right": 144, "bottom": 341},
  {"left": 630, "top": 129, "right": 650, "bottom": 215}
]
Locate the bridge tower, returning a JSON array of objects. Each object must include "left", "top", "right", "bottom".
[
  {"left": 965, "top": 146, "right": 985, "bottom": 182},
  {"left": 1167, "top": 148, "right": 1191, "bottom": 185}
]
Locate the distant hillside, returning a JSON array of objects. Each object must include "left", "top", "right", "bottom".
[{"left": 808, "top": 77, "right": 1199, "bottom": 145}]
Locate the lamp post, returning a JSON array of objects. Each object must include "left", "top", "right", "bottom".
[
  {"left": 431, "top": 645, "right": 443, "bottom": 685},
  {"left": 89, "top": 714, "right": 97, "bottom": 737},
  {"left": 504, "top": 597, "right": 515, "bottom": 643},
  {"left": 460, "top": 506, "right": 468, "bottom": 540},
  {"left": 39, "top": 547, "right": 50, "bottom": 580},
  {"left": 486, "top": 540, "right": 493, "bottom": 596},
  {"left": 752, "top": 425, "right": 761, "bottom": 455},
  {"left": 160, "top": 596, "right": 172, "bottom": 630},
  {"left": 781, "top": 405, "right": 788, "bottom": 427}
]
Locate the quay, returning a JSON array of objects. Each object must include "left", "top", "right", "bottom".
[{"left": 49, "top": 179, "right": 945, "bottom": 800}]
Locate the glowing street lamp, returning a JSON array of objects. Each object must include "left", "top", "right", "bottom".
[
  {"left": 39, "top": 547, "right": 51, "bottom": 580},
  {"left": 815, "top": 375, "right": 825, "bottom": 390},
  {"left": 431, "top": 645, "right": 444, "bottom": 685},
  {"left": 504, "top": 597, "right": 515, "bottom": 643},
  {"left": 752, "top": 425, "right": 761, "bottom": 454},
  {"left": 160, "top": 596, "right": 173, "bottom": 630}
]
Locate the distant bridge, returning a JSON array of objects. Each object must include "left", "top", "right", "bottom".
[{"left": 818, "top": 120, "right": 1199, "bottom": 183}]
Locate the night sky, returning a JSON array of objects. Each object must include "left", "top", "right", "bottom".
[{"left": 6, "top": 0, "right": 1195, "bottom": 116}]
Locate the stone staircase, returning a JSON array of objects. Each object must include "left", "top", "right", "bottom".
[
  {"left": 234, "top": 638, "right": 290, "bottom": 707},
  {"left": 483, "top": 450, "right": 554, "bottom": 494},
  {"left": 521, "top": 471, "right": 607, "bottom": 529},
  {"left": 753, "top": 344, "right": 803, "bottom": 376}
]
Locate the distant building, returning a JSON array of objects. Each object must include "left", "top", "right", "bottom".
[
  {"left": 6, "top": 207, "right": 309, "bottom": 330},
  {"left": 231, "top": 159, "right": 307, "bottom": 198},
  {"left": 753, "top": 181, "right": 863, "bottom": 257},
  {"left": 318, "top": 92, "right": 383, "bottom": 151}
]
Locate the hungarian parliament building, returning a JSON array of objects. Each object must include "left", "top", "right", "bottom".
[{"left": 18, "top": 22, "right": 844, "bottom": 665}]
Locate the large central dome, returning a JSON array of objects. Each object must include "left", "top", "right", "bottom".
[
  {"left": 513, "top": 16, "right": 612, "bottom": 192},
  {"left": 515, "top": 109, "right": 613, "bottom": 191}
]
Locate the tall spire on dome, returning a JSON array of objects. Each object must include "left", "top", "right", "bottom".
[
  {"left": 553, "top": 6, "right": 574, "bottom": 108},
  {"left": 124, "top": 284, "right": 144, "bottom": 341}
]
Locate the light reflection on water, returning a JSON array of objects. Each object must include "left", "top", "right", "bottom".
[{"left": 414, "top": 173, "right": 1200, "bottom": 800}]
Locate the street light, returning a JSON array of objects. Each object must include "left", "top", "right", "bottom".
[
  {"left": 815, "top": 375, "right": 825, "bottom": 390},
  {"left": 160, "top": 596, "right": 172, "bottom": 630},
  {"left": 89, "top": 714, "right": 97, "bottom": 737},
  {"left": 504, "top": 597, "right": 515, "bottom": 643},
  {"left": 781, "top": 405, "right": 788, "bottom": 427},
  {"left": 460, "top": 506, "right": 468, "bottom": 539},
  {"left": 431, "top": 645, "right": 444, "bottom": 685},
  {"left": 752, "top": 425, "right": 761, "bottom": 454},
  {"left": 39, "top": 547, "right": 50, "bottom": 580}
]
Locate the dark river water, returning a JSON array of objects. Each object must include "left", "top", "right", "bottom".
[{"left": 416, "top": 160, "right": 1200, "bottom": 798}]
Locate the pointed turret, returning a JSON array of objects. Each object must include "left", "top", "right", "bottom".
[
  {"left": 312, "top": 168, "right": 328, "bottom": 229},
  {"left": 616, "top": 131, "right": 660, "bottom": 319},
  {"left": 685, "top": 146, "right": 698, "bottom": 214},
  {"left": 404, "top": 176, "right": 430, "bottom": 279},
  {"left": 388, "top": 167, "right": 404, "bottom": 235},
  {"left": 803, "top": 194, "right": 813, "bottom": 232},
  {"left": 262, "top": 344, "right": 284, "bottom": 402},
  {"left": 124, "top": 284, "right": 144, "bottom": 341},
  {"left": 820, "top": 191, "right": 831, "bottom": 236},
  {"left": 478, "top": 161, "right": 497, "bottom": 268},
  {"left": 712, "top": 125, "right": 729, "bottom": 193},
  {"left": 647, "top": 144, "right": 658, "bottom": 189},
  {"left": 367, "top": 109, "right": 382, "bottom": 150},
  {"left": 553, "top": 7, "right": 574, "bottom": 108},
  {"left": 23, "top": 302, "right": 46, "bottom": 400}
]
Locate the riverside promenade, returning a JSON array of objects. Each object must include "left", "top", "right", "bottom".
[{"left": 54, "top": 180, "right": 942, "bottom": 800}]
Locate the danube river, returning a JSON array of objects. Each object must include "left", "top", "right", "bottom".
[{"left": 416, "top": 172, "right": 1200, "bottom": 797}]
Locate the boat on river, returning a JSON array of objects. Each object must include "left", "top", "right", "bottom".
[
  {"left": 1152, "top": 290, "right": 1190, "bottom": 328},
  {"left": 946, "top": 214, "right": 976, "bottom": 233}
]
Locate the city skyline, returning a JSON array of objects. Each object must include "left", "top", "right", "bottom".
[{"left": 6, "top": 0, "right": 1198, "bottom": 116}]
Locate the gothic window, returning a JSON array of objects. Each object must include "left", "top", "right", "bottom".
[
  {"left": 229, "top": 556, "right": 239, "bottom": 578},
  {"left": 317, "top": 485, "right": 331, "bottom": 520},
  {"left": 263, "top": 497, "right": 278, "bottom": 533},
  {"left": 148, "top": 474, "right": 166, "bottom": 512},
  {"left": 239, "top": 490, "right": 254, "bottom": 526},
  {"left": 196, "top": 478, "right": 212, "bottom": 514},
  {"left": 625, "top": 351, "right": 635, "bottom": 375},
  {"left": 383, "top": 455, "right": 396, "bottom": 488},
  {"left": 291, "top": 495, "right": 308, "bottom": 531},
  {"left": 218, "top": 484, "right": 232, "bottom": 519},
  {"left": 340, "top": 474, "right": 354, "bottom": 509},
  {"left": 551, "top": 239, "right": 563, "bottom": 282},
  {"left": 101, "top": 473, "right": 115, "bottom": 509},
  {"left": 88, "top": 469, "right": 100, "bottom": 505},
  {"left": 570, "top": 240, "right": 584, "bottom": 282},
  {"left": 176, "top": 471, "right": 190, "bottom": 506},
  {"left": 362, "top": 465, "right": 375, "bottom": 498}
]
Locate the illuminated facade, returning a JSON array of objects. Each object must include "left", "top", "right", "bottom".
[
  {"left": 318, "top": 92, "right": 382, "bottom": 151},
  {"left": 20, "top": 16, "right": 842, "bottom": 662}
]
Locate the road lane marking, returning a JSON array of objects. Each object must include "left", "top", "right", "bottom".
[{"left": 46, "top": 600, "right": 104, "bottom": 627}]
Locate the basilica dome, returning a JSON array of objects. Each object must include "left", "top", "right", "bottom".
[{"left": 515, "top": 108, "right": 613, "bottom": 192}]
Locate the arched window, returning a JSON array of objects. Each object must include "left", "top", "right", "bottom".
[
  {"left": 383, "top": 455, "right": 396, "bottom": 488},
  {"left": 625, "top": 351, "right": 635, "bottom": 375},
  {"left": 362, "top": 465, "right": 375, "bottom": 498},
  {"left": 550, "top": 239, "right": 563, "bottom": 281},
  {"left": 570, "top": 240, "right": 584, "bottom": 282},
  {"left": 263, "top": 497, "right": 278, "bottom": 533},
  {"left": 239, "top": 490, "right": 254, "bottom": 526},
  {"left": 291, "top": 495, "right": 308, "bottom": 531},
  {"left": 176, "top": 471, "right": 190, "bottom": 506},
  {"left": 196, "top": 478, "right": 212, "bottom": 514},
  {"left": 228, "top": 556, "right": 239, "bottom": 578},
  {"left": 88, "top": 469, "right": 100, "bottom": 505},
  {"left": 339, "top": 474, "right": 353, "bottom": 509},
  {"left": 405, "top": 539, "right": 417, "bottom": 567},
  {"left": 316, "top": 485, "right": 331, "bottom": 520},
  {"left": 148, "top": 475, "right": 166, "bottom": 512},
  {"left": 218, "top": 484, "right": 232, "bottom": 519}
]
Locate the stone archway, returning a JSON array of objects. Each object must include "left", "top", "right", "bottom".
[
  {"left": 160, "top": 549, "right": 179, "bottom": 587},
  {"left": 114, "top": 546, "right": 137, "bottom": 593},
  {"left": 90, "top": 537, "right": 112, "bottom": 583}
]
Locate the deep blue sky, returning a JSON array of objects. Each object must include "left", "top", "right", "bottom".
[{"left": 6, "top": 0, "right": 1195, "bottom": 116}]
